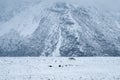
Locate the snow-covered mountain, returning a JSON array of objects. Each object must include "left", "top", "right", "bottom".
[{"left": 0, "top": 0, "right": 120, "bottom": 56}]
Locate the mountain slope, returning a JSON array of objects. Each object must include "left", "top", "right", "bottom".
[{"left": 0, "top": 1, "right": 120, "bottom": 56}]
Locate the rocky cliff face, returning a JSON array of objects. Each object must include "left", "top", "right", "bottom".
[{"left": 0, "top": 1, "right": 120, "bottom": 56}]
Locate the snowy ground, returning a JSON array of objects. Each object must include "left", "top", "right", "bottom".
[{"left": 0, "top": 57, "right": 120, "bottom": 80}]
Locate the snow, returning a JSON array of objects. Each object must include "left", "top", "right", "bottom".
[
  {"left": 52, "top": 27, "right": 62, "bottom": 57},
  {"left": 0, "top": 0, "right": 120, "bottom": 37},
  {"left": 0, "top": 57, "right": 120, "bottom": 80},
  {"left": 115, "top": 21, "right": 120, "bottom": 29},
  {"left": 0, "top": 0, "right": 120, "bottom": 56}
]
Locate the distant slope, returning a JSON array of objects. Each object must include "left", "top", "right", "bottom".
[{"left": 0, "top": 0, "right": 120, "bottom": 56}]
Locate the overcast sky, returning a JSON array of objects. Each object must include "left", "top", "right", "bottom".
[
  {"left": 0, "top": 0, "right": 120, "bottom": 12},
  {"left": 0, "top": 0, "right": 120, "bottom": 19}
]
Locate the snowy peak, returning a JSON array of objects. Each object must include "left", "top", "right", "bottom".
[{"left": 0, "top": 1, "right": 120, "bottom": 56}]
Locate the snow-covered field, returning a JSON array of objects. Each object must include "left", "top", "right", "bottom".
[{"left": 0, "top": 57, "right": 120, "bottom": 80}]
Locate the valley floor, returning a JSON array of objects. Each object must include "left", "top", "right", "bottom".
[{"left": 0, "top": 57, "right": 120, "bottom": 80}]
